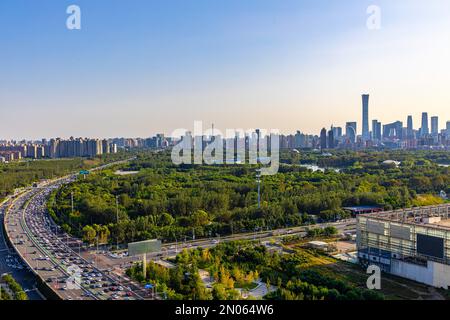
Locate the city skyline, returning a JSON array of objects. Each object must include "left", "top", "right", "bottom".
[
  {"left": 2, "top": 101, "right": 450, "bottom": 160},
  {"left": 1, "top": 0, "right": 450, "bottom": 139},
  {"left": 0, "top": 107, "right": 448, "bottom": 141}
]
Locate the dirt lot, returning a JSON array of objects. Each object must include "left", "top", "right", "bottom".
[{"left": 335, "top": 241, "right": 356, "bottom": 253}]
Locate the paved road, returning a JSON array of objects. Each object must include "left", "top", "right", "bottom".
[
  {"left": 0, "top": 197, "right": 43, "bottom": 300},
  {"left": 5, "top": 183, "right": 92, "bottom": 300},
  {"left": 86, "top": 220, "right": 356, "bottom": 272},
  {"left": 4, "top": 162, "right": 144, "bottom": 300}
]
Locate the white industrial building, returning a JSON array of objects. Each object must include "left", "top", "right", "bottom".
[{"left": 357, "top": 204, "right": 450, "bottom": 289}]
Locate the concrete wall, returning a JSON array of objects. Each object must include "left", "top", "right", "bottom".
[
  {"left": 390, "top": 259, "right": 433, "bottom": 286},
  {"left": 390, "top": 259, "right": 450, "bottom": 289},
  {"left": 431, "top": 261, "right": 450, "bottom": 289}
]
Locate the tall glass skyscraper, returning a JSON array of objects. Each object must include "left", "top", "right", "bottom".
[
  {"left": 407, "top": 115, "right": 414, "bottom": 139},
  {"left": 346, "top": 122, "right": 357, "bottom": 143},
  {"left": 431, "top": 116, "right": 439, "bottom": 136},
  {"left": 362, "top": 94, "right": 370, "bottom": 140},
  {"left": 421, "top": 112, "right": 429, "bottom": 136},
  {"left": 372, "top": 120, "right": 382, "bottom": 141}
]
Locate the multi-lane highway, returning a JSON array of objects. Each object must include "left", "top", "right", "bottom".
[
  {"left": 3, "top": 158, "right": 146, "bottom": 300},
  {"left": 1, "top": 197, "right": 43, "bottom": 300}
]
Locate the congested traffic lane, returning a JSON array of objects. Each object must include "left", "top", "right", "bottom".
[
  {"left": 24, "top": 186, "right": 140, "bottom": 300},
  {"left": 1, "top": 197, "right": 43, "bottom": 300},
  {"left": 5, "top": 183, "right": 89, "bottom": 300},
  {"left": 5, "top": 176, "right": 141, "bottom": 300}
]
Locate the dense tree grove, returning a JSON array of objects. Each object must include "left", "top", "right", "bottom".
[
  {"left": 49, "top": 150, "right": 449, "bottom": 245},
  {"left": 0, "top": 274, "right": 28, "bottom": 300},
  {"left": 0, "top": 153, "right": 127, "bottom": 202},
  {"left": 0, "top": 158, "right": 88, "bottom": 201},
  {"left": 126, "top": 241, "right": 384, "bottom": 300},
  {"left": 306, "top": 226, "right": 338, "bottom": 238},
  {"left": 0, "top": 287, "right": 11, "bottom": 300}
]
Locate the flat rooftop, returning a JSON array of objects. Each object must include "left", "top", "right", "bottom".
[
  {"left": 343, "top": 206, "right": 383, "bottom": 214},
  {"left": 359, "top": 204, "right": 450, "bottom": 231},
  {"left": 434, "top": 219, "right": 450, "bottom": 228}
]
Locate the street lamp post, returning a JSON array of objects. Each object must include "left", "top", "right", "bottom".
[
  {"left": 116, "top": 195, "right": 119, "bottom": 251},
  {"left": 69, "top": 191, "right": 74, "bottom": 230},
  {"left": 256, "top": 169, "right": 262, "bottom": 209},
  {"left": 95, "top": 236, "right": 99, "bottom": 269}
]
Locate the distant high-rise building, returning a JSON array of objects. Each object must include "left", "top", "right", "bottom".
[
  {"left": 155, "top": 134, "right": 165, "bottom": 148},
  {"left": 0, "top": 136, "right": 116, "bottom": 160},
  {"left": 102, "top": 139, "right": 110, "bottom": 154},
  {"left": 320, "top": 128, "right": 327, "bottom": 150},
  {"left": 346, "top": 122, "right": 357, "bottom": 143},
  {"left": 431, "top": 116, "right": 439, "bottom": 136},
  {"left": 294, "top": 131, "right": 306, "bottom": 149},
  {"left": 49, "top": 139, "right": 59, "bottom": 158},
  {"left": 383, "top": 121, "right": 403, "bottom": 139},
  {"left": 110, "top": 143, "right": 118, "bottom": 154},
  {"left": 328, "top": 128, "right": 335, "bottom": 149},
  {"left": 26, "top": 144, "right": 37, "bottom": 159},
  {"left": 335, "top": 127, "right": 342, "bottom": 138},
  {"left": 372, "top": 120, "right": 382, "bottom": 141},
  {"left": 407, "top": 115, "right": 414, "bottom": 139},
  {"left": 329, "top": 127, "right": 339, "bottom": 139},
  {"left": 362, "top": 94, "right": 370, "bottom": 140},
  {"left": 447, "top": 121, "right": 450, "bottom": 135},
  {"left": 37, "top": 146, "right": 45, "bottom": 158},
  {"left": 421, "top": 112, "right": 429, "bottom": 136}
]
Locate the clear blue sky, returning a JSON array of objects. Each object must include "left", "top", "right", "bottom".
[{"left": 1, "top": 0, "right": 449, "bottom": 139}]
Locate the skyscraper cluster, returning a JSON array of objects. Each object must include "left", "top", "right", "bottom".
[
  {"left": 104, "top": 135, "right": 173, "bottom": 150},
  {"left": 316, "top": 94, "right": 450, "bottom": 150},
  {"left": 1, "top": 94, "right": 449, "bottom": 161},
  {"left": 0, "top": 137, "right": 118, "bottom": 163},
  {"left": 0, "top": 143, "right": 46, "bottom": 162},
  {"left": 48, "top": 137, "right": 117, "bottom": 158}
]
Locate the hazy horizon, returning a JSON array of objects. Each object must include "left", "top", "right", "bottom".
[{"left": 1, "top": 0, "right": 450, "bottom": 140}]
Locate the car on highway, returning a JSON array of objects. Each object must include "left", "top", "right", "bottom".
[{"left": 4, "top": 175, "right": 138, "bottom": 301}]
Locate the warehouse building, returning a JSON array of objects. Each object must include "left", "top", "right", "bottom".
[{"left": 357, "top": 204, "right": 450, "bottom": 289}]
